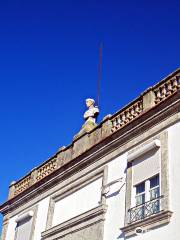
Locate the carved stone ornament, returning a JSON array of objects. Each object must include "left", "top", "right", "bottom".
[{"left": 74, "top": 98, "right": 99, "bottom": 140}]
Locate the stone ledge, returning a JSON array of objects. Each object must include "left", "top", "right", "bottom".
[
  {"left": 120, "top": 210, "right": 173, "bottom": 238},
  {"left": 41, "top": 204, "right": 107, "bottom": 240}
]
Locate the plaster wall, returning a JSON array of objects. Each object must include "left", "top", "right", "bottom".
[
  {"left": 103, "top": 153, "right": 127, "bottom": 240},
  {"left": 52, "top": 177, "right": 102, "bottom": 226},
  {"left": 5, "top": 216, "right": 16, "bottom": 240},
  {"left": 33, "top": 197, "right": 50, "bottom": 240}
]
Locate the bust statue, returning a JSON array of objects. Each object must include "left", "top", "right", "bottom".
[
  {"left": 84, "top": 98, "right": 99, "bottom": 124},
  {"left": 73, "top": 98, "right": 99, "bottom": 140}
]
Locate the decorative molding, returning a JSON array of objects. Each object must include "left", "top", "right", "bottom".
[
  {"left": 42, "top": 204, "right": 107, "bottom": 240},
  {"left": 128, "top": 139, "right": 161, "bottom": 162},
  {"left": 121, "top": 210, "right": 173, "bottom": 238},
  {"left": 15, "top": 210, "right": 34, "bottom": 223},
  {"left": 45, "top": 166, "right": 108, "bottom": 230}
]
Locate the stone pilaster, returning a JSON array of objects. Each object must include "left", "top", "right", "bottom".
[{"left": 143, "top": 88, "right": 156, "bottom": 111}]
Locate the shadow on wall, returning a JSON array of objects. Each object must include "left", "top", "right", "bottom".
[
  {"left": 105, "top": 183, "right": 125, "bottom": 199},
  {"left": 117, "top": 232, "right": 125, "bottom": 239}
]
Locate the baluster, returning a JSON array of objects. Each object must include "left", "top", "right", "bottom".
[
  {"left": 135, "top": 102, "right": 141, "bottom": 114},
  {"left": 133, "top": 104, "right": 138, "bottom": 116},
  {"left": 117, "top": 115, "right": 121, "bottom": 129},
  {"left": 121, "top": 112, "right": 126, "bottom": 125},
  {"left": 126, "top": 109, "right": 130, "bottom": 122},
  {"left": 161, "top": 84, "right": 166, "bottom": 99},
  {"left": 112, "top": 119, "right": 116, "bottom": 129},
  {"left": 172, "top": 77, "right": 178, "bottom": 91},
  {"left": 130, "top": 106, "right": 135, "bottom": 117},
  {"left": 177, "top": 76, "right": 180, "bottom": 89},
  {"left": 155, "top": 88, "right": 161, "bottom": 103},
  {"left": 129, "top": 107, "right": 133, "bottom": 120},
  {"left": 138, "top": 101, "right": 142, "bottom": 112},
  {"left": 166, "top": 80, "right": 172, "bottom": 96},
  {"left": 119, "top": 115, "right": 122, "bottom": 126},
  {"left": 139, "top": 101, "right": 143, "bottom": 111}
]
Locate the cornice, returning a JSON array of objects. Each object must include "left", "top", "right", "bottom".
[{"left": 0, "top": 91, "right": 179, "bottom": 215}]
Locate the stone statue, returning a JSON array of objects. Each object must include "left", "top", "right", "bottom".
[
  {"left": 74, "top": 98, "right": 99, "bottom": 140},
  {"left": 84, "top": 98, "right": 99, "bottom": 124}
]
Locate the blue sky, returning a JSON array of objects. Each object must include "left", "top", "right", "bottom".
[{"left": 0, "top": 0, "right": 179, "bottom": 230}]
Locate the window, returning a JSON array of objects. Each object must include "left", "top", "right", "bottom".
[
  {"left": 122, "top": 136, "right": 172, "bottom": 237},
  {"left": 15, "top": 211, "right": 34, "bottom": 240},
  {"left": 130, "top": 175, "right": 160, "bottom": 223},
  {"left": 135, "top": 175, "right": 160, "bottom": 204}
]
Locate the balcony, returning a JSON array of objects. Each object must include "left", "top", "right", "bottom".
[
  {"left": 128, "top": 196, "right": 162, "bottom": 223},
  {"left": 121, "top": 195, "right": 173, "bottom": 237}
]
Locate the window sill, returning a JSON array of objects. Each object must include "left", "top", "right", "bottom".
[
  {"left": 121, "top": 210, "right": 173, "bottom": 238},
  {"left": 41, "top": 204, "right": 107, "bottom": 240}
]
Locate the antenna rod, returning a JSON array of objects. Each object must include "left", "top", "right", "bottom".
[{"left": 97, "top": 43, "right": 103, "bottom": 108}]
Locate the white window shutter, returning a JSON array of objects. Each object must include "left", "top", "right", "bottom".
[
  {"left": 15, "top": 211, "right": 34, "bottom": 240},
  {"left": 128, "top": 140, "right": 161, "bottom": 186}
]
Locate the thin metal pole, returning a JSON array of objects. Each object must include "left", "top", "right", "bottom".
[{"left": 97, "top": 43, "right": 103, "bottom": 108}]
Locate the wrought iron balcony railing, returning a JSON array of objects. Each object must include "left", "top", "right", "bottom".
[{"left": 128, "top": 196, "right": 163, "bottom": 223}]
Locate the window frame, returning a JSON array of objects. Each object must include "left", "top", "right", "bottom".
[
  {"left": 121, "top": 133, "right": 172, "bottom": 237},
  {"left": 14, "top": 205, "right": 38, "bottom": 240},
  {"left": 45, "top": 166, "right": 108, "bottom": 231},
  {"left": 134, "top": 174, "right": 160, "bottom": 206}
]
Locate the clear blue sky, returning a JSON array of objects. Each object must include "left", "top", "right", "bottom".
[{"left": 0, "top": 0, "right": 179, "bottom": 230}]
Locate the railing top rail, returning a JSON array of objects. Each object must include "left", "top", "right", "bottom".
[
  {"left": 128, "top": 195, "right": 164, "bottom": 211},
  {"left": 151, "top": 68, "right": 180, "bottom": 90},
  {"left": 110, "top": 96, "right": 143, "bottom": 120}
]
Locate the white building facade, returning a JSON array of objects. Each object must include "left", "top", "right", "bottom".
[{"left": 0, "top": 68, "right": 180, "bottom": 240}]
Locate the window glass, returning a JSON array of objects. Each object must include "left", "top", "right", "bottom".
[
  {"left": 136, "top": 194, "right": 145, "bottom": 205},
  {"left": 135, "top": 182, "right": 145, "bottom": 206},
  {"left": 136, "top": 182, "right": 145, "bottom": 194},
  {"left": 149, "top": 175, "right": 160, "bottom": 213},
  {"left": 150, "top": 175, "right": 160, "bottom": 200},
  {"left": 150, "top": 175, "right": 159, "bottom": 188}
]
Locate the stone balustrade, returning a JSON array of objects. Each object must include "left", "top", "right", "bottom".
[
  {"left": 36, "top": 158, "right": 58, "bottom": 181},
  {"left": 10, "top": 158, "right": 58, "bottom": 198},
  {"left": 154, "top": 76, "right": 179, "bottom": 103},
  {"left": 111, "top": 99, "right": 143, "bottom": 132},
  {"left": 14, "top": 174, "right": 31, "bottom": 197}
]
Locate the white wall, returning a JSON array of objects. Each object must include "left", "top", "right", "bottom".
[
  {"left": 5, "top": 196, "right": 50, "bottom": 240},
  {"left": 5, "top": 216, "right": 17, "bottom": 240},
  {"left": 33, "top": 197, "right": 50, "bottom": 240},
  {"left": 103, "top": 153, "right": 127, "bottom": 240},
  {"left": 52, "top": 177, "right": 102, "bottom": 226}
]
